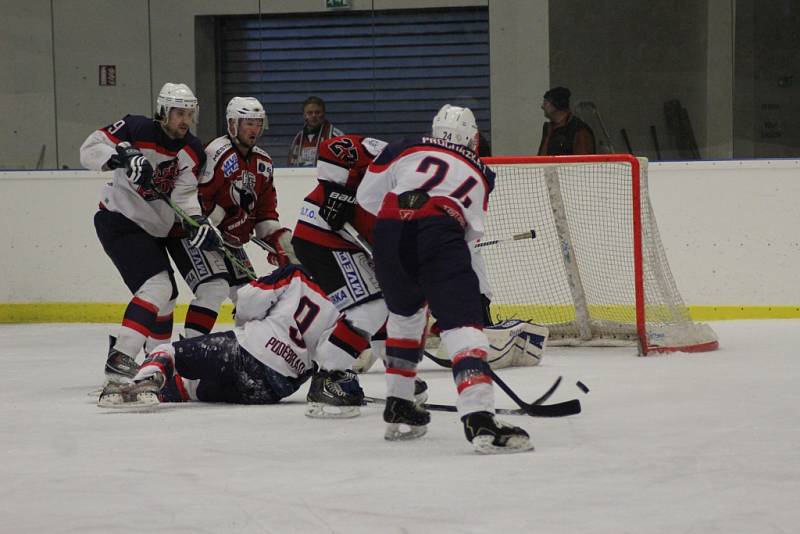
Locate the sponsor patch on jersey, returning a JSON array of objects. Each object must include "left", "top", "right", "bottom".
[
  {"left": 222, "top": 154, "right": 239, "bottom": 177},
  {"left": 334, "top": 251, "right": 366, "bottom": 300},
  {"left": 328, "top": 287, "right": 353, "bottom": 311},
  {"left": 257, "top": 159, "right": 272, "bottom": 177}
]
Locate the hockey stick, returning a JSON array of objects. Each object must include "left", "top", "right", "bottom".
[
  {"left": 363, "top": 379, "right": 580, "bottom": 418},
  {"left": 474, "top": 229, "right": 536, "bottom": 249},
  {"left": 340, "top": 222, "right": 374, "bottom": 259},
  {"left": 151, "top": 187, "right": 256, "bottom": 279},
  {"left": 251, "top": 236, "right": 277, "bottom": 254},
  {"left": 488, "top": 369, "right": 580, "bottom": 417}
]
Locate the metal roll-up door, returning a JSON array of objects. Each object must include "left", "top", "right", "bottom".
[{"left": 217, "top": 7, "right": 489, "bottom": 166}]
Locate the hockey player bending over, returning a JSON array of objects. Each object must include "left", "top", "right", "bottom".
[
  {"left": 98, "top": 264, "right": 365, "bottom": 417},
  {"left": 291, "top": 135, "right": 426, "bottom": 401},
  {"left": 357, "top": 105, "right": 533, "bottom": 453},
  {"left": 167, "top": 96, "right": 297, "bottom": 339},
  {"left": 80, "top": 83, "right": 218, "bottom": 383}
]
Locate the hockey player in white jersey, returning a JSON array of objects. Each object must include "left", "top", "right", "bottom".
[
  {"left": 98, "top": 264, "right": 365, "bottom": 417},
  {"left": 80, "top": 82, "right": 221, "bottom": 383},
  {"left": 357, "top": 104, "right": 533, "bottom": 453}
]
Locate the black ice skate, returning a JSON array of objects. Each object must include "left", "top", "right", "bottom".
[
  {"left": 305, "top": 369, "right": 364, "bottom": 419},
  {"left": 414, "top": 378, "right": 428, "bottom": 404},
  {"left": 97, "top": 372, "right": 165, "bottom": 409},
  {"left": 383, "top": 396, "right": 431, "bottom": 441},
  {"left": 104, "top": 336, "right": 138, "bottom": 383},
  {"left": 462, "top": 411, "right": 534, "bottom": 454}
]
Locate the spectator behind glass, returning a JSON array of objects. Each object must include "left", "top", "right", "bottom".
[
  {"left": 287, "top": 96, "right": 344, "bottom": 167},
  {"left": 537, "top": 86, "right": 596, "bottom": 155}
]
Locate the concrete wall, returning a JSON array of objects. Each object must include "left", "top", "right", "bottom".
[
  {"left": 2, "top": 1, "right": 799, "bottom": 170},
  {"left": 2, "top": 160, "right": 799, "bottom": 309}
]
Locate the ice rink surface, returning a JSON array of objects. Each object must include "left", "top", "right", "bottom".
[{"left": 1, "top": 320, "right": 798, "bottom": 534}]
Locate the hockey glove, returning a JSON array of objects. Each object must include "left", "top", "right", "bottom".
[
  {"left": 264, "top": 227, "right": 299, "bottom": 267},
  {"left": 185, "top": 215, "right": 222, "bottom": 251},
  {"left": 219, "top": 208, "right": 252, "bottom": 248},
  {"left": 116, "top": 142, "right": 154, "bottom": 187},
  {"left": 318, "top": 182, "right": 357, "bottom": 231}
]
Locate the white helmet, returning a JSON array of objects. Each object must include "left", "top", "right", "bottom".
[
  {"left": 431, "top": 104, "right": 479, "bottom": 150},
  {"left": 226, "top": 96, "right": 268, "bottom": 137},
  {"left": 155, "top": 82, "right": 198, "bottom": 123}
]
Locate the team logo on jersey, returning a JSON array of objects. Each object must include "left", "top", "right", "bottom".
[
  {"left": 257, "top": 159, "right": 272, "bottom": 178},
  {"left": 141, "top": 158, "right": 179, "bottom": 200},
  {"left": 362, "top": 137, "right": 388, "bottom": 157},
  {"left": 222, "top": 154, "right": 239, "bottom": 177},
  {"left": 231, "top": 170, "right": 257, "bottom": 212}
]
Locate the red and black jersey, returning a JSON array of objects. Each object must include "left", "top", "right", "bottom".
[
  {"left": 198, "top": 135, "right": 279, "bottom": 241},
  {"left": 293, "top": 135, "right": 387, "bottom": 250}
]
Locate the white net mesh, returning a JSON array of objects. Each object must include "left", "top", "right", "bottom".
[{"left": 482, "top": 156, "right": 717, "bottom": 353}]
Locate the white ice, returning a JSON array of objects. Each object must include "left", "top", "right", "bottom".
[{"left": 1, "top": 320, "right": 798, "bottom": 534}]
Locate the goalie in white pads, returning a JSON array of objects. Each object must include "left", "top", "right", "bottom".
[
  {"left": 357, "top": 104, "right": 533, "bottom": 453},
  {"left": 431, "top": 319, "right": 548, "bottom": 369},
  {"left": 98, "top": 264, "right": 365, "bottom": 418}
]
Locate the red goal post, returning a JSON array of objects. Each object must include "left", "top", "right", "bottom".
[{"left": 480, "top": 154, "right": 718, "bottom": 355}]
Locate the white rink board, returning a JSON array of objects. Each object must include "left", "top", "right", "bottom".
[{"left": 1, "top": 159, "right": 799, "bottom": 305}]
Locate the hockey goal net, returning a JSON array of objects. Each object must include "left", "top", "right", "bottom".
[{"left": 480, "top": 155, "right": 718, "bottom": 355}]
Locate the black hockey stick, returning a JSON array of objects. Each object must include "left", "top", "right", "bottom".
[
  {"left": 152, "top": 187, "right": 256, "bottom": 279},
  {"left": 363, "top": 391, "right": 579, "bottom": 418},
  {"left": 475, "top": 229, "right": 536, "bottom": 249},
  {"left": 488, "top": 369, "right": 580, "bottom": 417}
]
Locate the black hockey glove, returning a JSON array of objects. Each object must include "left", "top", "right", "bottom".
[
  {"left": 184, "top": 215, "right": 222, "bottom": 251},
  {"left": 318, "top": 181, "right": 357, "bottom": 231},
  {"left": 115, "top": 142, "right": 154, "bottom": 187}
]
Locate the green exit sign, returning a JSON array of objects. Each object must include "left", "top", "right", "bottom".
[{"left": 326, "top": 0, "right": 351, "bottom": 8}]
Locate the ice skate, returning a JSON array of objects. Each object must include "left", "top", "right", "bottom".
[
  {"left": 104, "top": 336, "right": 138, "bottom": 383},
  {"left": 97, "top": 372, "right": 165, "bottom": 409},
  {"left": 462, "top": 411, "right": 534, "bottom": 454},
  {"left": 305, "top": 369, "right": 363, "bottom": 419},
  {"left": 383, "top": 396, "right": 430, "bottom": 441},
  {"left": 414, "top": 377, "right": 428, "bottom": 404}
]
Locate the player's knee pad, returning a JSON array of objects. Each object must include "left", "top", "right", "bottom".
[
  {"left": 344, "top": 299, "right": 389, "bottom": 337},
  {"left": 386, "top": 307, "right": 428, "bottom": 340},
  {"left": 440, "top": 326, "right": 488, "bottom": 357},
  {"left": 193, "top": 278, "right": 230, "bottom": 312},
  {"left": 134, "top": 271, "right": 174, "bottom": 312}
]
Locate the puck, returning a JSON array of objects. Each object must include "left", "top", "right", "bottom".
[{"left": 576, "top": 381, "right": 590, "bottom": 394}]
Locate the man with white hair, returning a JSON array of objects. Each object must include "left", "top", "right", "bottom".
[
  {"left": 80, "top": 82, "right": 217, "bottom": 383},
  {"left": 357, "top": 105, "right": 533, "bottom": 454}
]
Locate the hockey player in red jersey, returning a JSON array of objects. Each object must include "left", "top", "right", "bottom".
[
  {"left": 81, "top": 82, "right": 220, "bottom": 383},
  {"left": 358, "top": 105, "right": 533, "bottom": 453},
  {"left": 290, "top": 135, "right": 433, "bottom": 402},
  {"left": 98, "top": 264, "right": 364, "bottom": 417},
  {"left": 166, "top": 96, "right": 297, "bottom": 339}
]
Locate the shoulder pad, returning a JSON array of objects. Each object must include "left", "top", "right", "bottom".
[{"left": 205, "top": 136, "right": 234, "bottom": 165}]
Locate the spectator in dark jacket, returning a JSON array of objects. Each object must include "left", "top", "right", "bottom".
[{"left": 537, "top": 86, "right": 596, "bottom": 155}]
